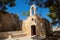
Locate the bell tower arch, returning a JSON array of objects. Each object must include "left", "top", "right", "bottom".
[{"left": 30, "top": 4, "right": 36, "bottom": 16}]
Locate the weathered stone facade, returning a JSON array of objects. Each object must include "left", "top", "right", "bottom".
[{"left": 22, "top": 4, "right": 52, "bottom": 37}]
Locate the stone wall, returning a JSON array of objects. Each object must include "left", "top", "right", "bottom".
[
  {"left": 0, "top": 11, "right": 22, "bottom": 32},
  {"left": 0, "top": 31, "right": 27, "bottom": 39},
  {"left": 0, "top": 32, "right": 8, "bottom": 39},
  {"left": 42, "top": 18, "right": 52, "bottom": 36}
]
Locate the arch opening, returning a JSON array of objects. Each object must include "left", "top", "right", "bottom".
[
  {"left": 30, "top": 4, "right": 36, "bottom": 16},
  {"left": 32, "top": 7, "right": 34, "bottom": 15},
  {"left": 31, "top": 25, "right": 36, "bottom": 35}
]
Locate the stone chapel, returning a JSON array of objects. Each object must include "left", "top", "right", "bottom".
[{"left": 22, "top": 4, "right": 52, "bottom": 37}]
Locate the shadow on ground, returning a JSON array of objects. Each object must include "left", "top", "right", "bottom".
[
  {"left": 31, "top": 36, "right": 58, "bottom": 40},
  {"left": 31, "top": 36, "right": 45, "bottom": 40}
]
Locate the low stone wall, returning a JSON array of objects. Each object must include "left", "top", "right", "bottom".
[
  {"left": 0, "top": 31, "right": 27, "bottom": 39},
  {"left": 0, "top": 32, "right": 9, "bottom": 39}
]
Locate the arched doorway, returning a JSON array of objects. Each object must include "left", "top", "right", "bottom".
[{"left": 31, "top": 25, "right": 36, "bottom": 35}]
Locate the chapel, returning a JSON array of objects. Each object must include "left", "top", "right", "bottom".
[{"left": 22, "top": 4, "right": 52, "bottom": 37}]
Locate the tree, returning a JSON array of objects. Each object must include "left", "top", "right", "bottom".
[
  {"left": 22, "top": 11, "right": 30, "bottom": 17},
  {"left": 26, "top": 0, "right": 60, "bottom": 25},
  {"left": 0, "top": 0, "right": 15, "bottom": 11}
]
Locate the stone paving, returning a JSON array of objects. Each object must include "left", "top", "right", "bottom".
[
  {"left": 0, "top": 35, "right": 60, "bottom": 40},
  {"left": 0, "top": 36, "right": 45, "bottom": 40},
  {"left": 0, "top": 37, "right": 60, "bottom": 40}
]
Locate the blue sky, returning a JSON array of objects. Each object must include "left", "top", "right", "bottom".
[{"left": 7, "top": 0, "right": 52, "bottom": 22}]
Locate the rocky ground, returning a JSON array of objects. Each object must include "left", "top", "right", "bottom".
[
  {"left": 0, "top": 36, "right": 60, "bottom": 40},
  {"left": 0, "top": 38, "right": 44, "bottom": 40},
  {"left": 0, "top": 36, "right": 45, "bottom": 40}
]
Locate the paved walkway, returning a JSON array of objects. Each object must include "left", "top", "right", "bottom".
[
  {"left": 0, "top": 36, "right": 45, "bottom": 40},
  {"left": 0, "top": 36, "right": 60, "bottom": 40}
]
